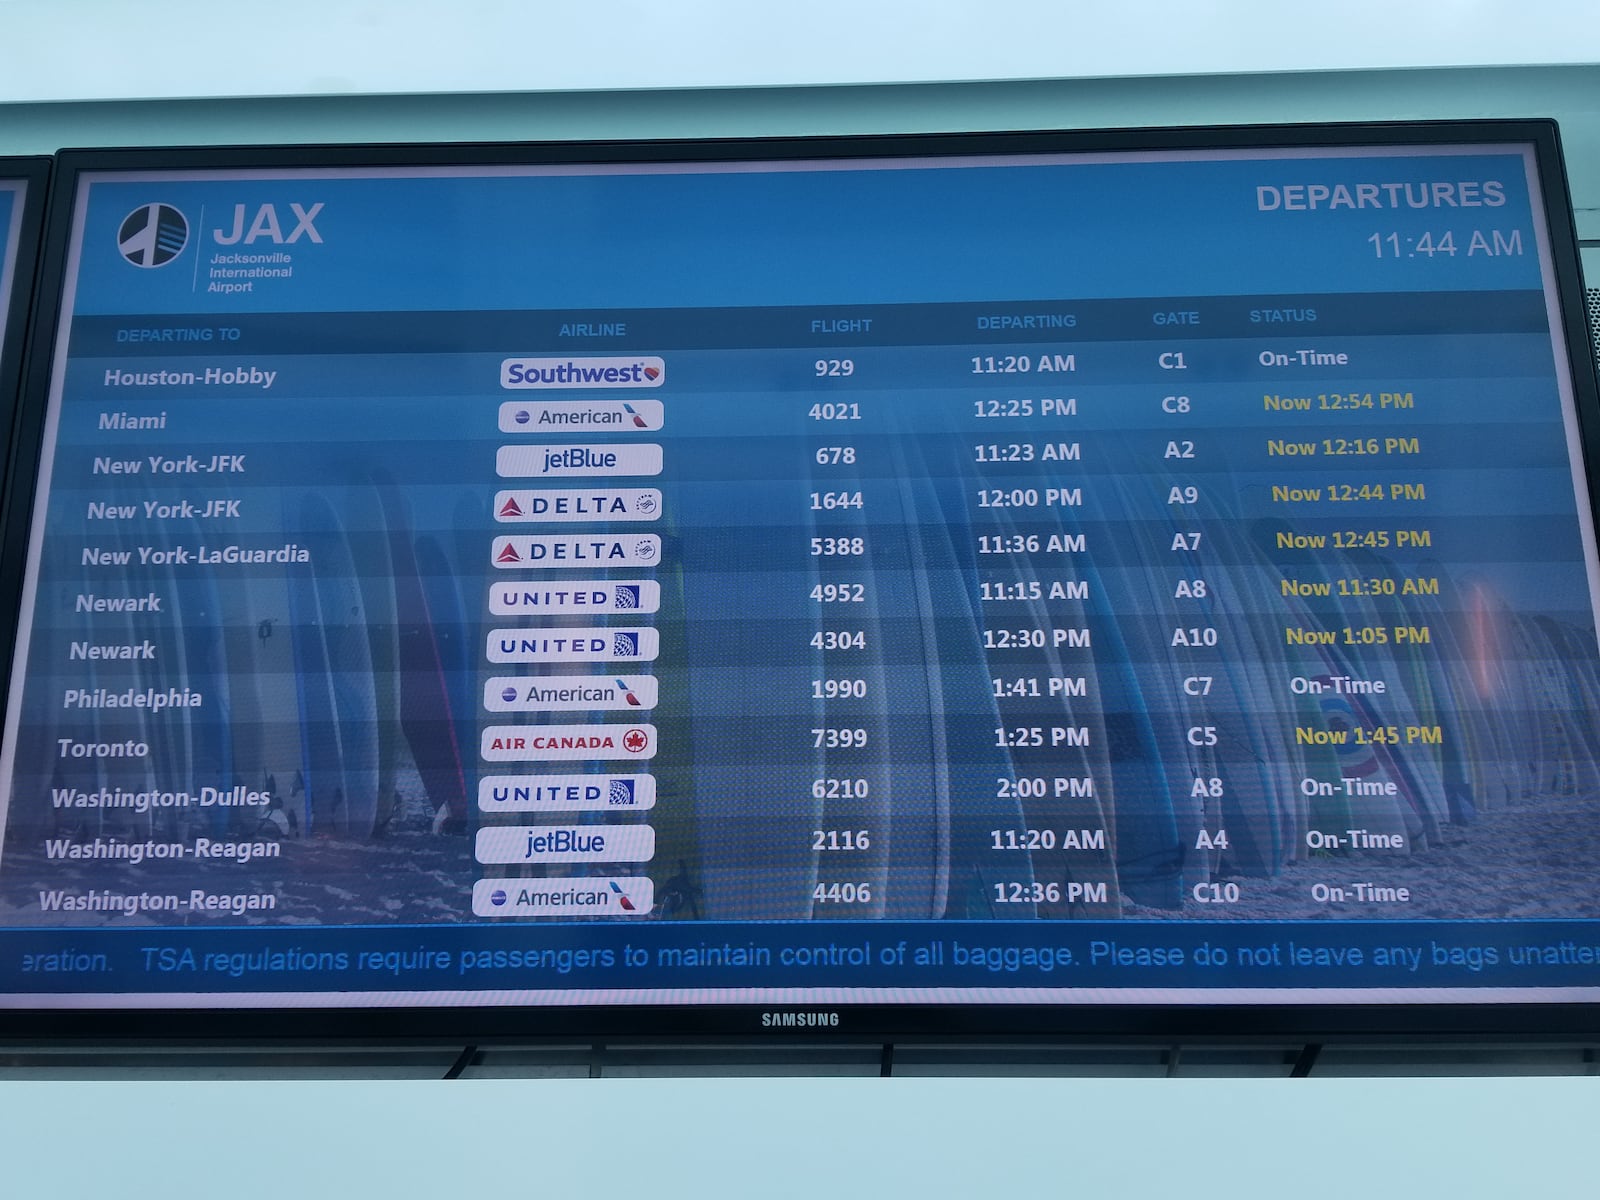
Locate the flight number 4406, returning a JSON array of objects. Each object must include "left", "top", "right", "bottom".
[{"left": 814, "top": 882, "right": 873, "bottom": 903}]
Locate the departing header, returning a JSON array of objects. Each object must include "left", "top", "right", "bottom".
[
  {"left": 62, "top": 145, "right": 1546, "bottom": 317},
  {"left": 1255, "top": 179, "right": 1509, "bottom": 211}
]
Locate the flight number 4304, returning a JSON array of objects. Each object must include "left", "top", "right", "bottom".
[{"left": 811, "top": 630, "right": 867, "bottom": 649}]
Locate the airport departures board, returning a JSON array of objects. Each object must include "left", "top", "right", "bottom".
[
  {"left": 0, "top": 162, "right": 49, "bottom": 464},
  {"left": 2, "top": 127, "right": 1600, "bottom": 1028}
]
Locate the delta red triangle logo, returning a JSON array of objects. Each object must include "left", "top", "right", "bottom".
[
  {"left": 495, "top": 543, "right": 520, "bottom": 563},
  {"left": 499, "top": 496, "right": 523, "bottom": 517}
]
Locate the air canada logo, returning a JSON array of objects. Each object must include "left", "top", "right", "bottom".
[{"left": 118, "top": 204, "right": 189, "bottom": 268}]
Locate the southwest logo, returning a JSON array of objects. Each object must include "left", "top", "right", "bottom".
[
  {"left": 501, "top": 357, "right": 666, "bottom": 389},
  {"left": 118, "top": 204, "right": 189, "bottom": 268}
]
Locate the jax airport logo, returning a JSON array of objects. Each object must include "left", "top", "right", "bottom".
[{"left": 118, "top": 204, "right": 189, "bottom": 268}]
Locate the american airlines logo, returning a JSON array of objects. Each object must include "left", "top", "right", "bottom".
[{"left": 118, "top": 205, "right": 189, "bottom": 268}]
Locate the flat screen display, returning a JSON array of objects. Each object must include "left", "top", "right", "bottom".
[
  {"left": 3, "top": 126, "right": 1599, "bottom": 1034},
  {"left": 0, "top": 161, "right": 48, "bottom": 459},
  {"left": 0, "top": 179, "right": 27, "bottom": 355}
]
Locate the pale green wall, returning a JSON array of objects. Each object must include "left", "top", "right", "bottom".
[{"left": 1, "top": 65, "right": 1597, "bottom": 238}]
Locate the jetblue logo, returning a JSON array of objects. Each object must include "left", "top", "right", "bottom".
[
  {"left": 118, "top": 205, "right": 189, "bottom": 268},
  {"left": 213, "top": 203, "right": 324, "bottom": 246}
]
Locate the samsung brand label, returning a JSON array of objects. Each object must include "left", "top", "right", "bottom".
[{"left": 761, "top": 1012, "right": 842, "bottom": 1027}]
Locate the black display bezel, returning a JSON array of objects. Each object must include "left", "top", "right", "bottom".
[{"left": 4, "top": 121, "right": 1600, "bottom": 1053}]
